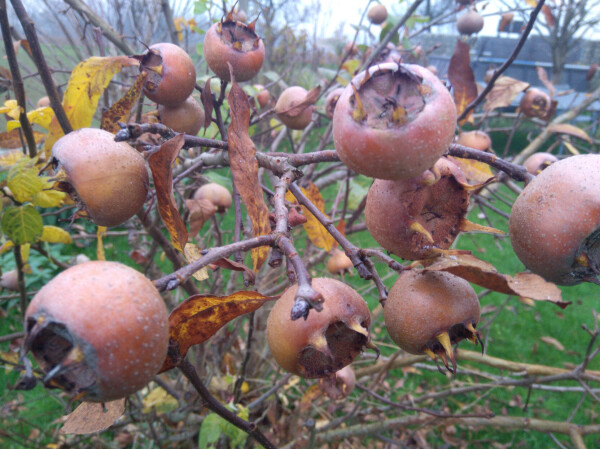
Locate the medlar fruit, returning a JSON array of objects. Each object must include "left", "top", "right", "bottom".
[
  {"left": 327, "top": 249, "right": 353, "bottom": 275},
  {"left": 275, "top": 86, "right": 314, "bottom": 130},
  {"left": 509, "top": 154, "right": 600, "bottom": 285},
  {"left": 456, "top": 130, "right": 492, "bottom": 152},
  {"left": 523, "top": 152, "right": 558, "bottom": 175},
  {"left": 520, "top": 88, "right": 551, "bottom": 119},
  {"left": 266, "top": 278, "right": 372, "bottom": 378},
  {"left": 193, "top": 182, "right": 232, "bottom": 213},
  {"left": 24, "top": 261, "right": 169, "bottom": 402},
  {"left": 333, "top": 62, "right": 457, "bottom": 180},
  {"left": 325, "top": 87, "right": 345, "bottom": 120},
  {"left": 158, "top": 96, "right": 204, "bottom": 135},
  {"left": 367, "top": 4, "right": 388, "bottom": 25},
  {"left": 457, "top": 10, "right": 484, "bottom": 35},
  {"left": 52, "top": 128, "right": 149, "bottom": 227}
]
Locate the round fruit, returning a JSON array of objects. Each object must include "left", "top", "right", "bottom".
[
  {"left": 275, "top": 86, "right": 313, "bottom": 130},
  {"left": 333, "top": 62, "right": 457, "bottom": 180},
  {"left": 36, "top": 96, "right": 50, "bottom": 108},
  {"left": 343, "top": 42, "right": 359, "bottom": 57},
  {"left": 483, "top": 68, "right": 496, "bottom": 83},
  {"left": 457, "top": 10, "right": 484, "bottom": 35},
  {"left": 426, "top": 65, "right": 438, "bottom": 76},
  {"left": 523, "top": 152, "right": 558, "bottom": 175},
  {"left": 325, "top": 88, "right": 344, "bottom": 120},
  {"left": 142, "top": 43, "right": 196, "bottom": 107},
  {"left": 327, "top": 249, "right": 353, "bottom": 275},
  {"left": 456, "top": 130, "right": 492, "bottom": 151},
  {"left": 203, "top": 18, "right": 265, "bottom": 82},
  {"left": 384, "top": 269, "right": 481, "bottom": 372},
  {"left": 158, "top": 96, "right": 204, "bottom": 135},
  {"left": 318, "top": 365, "right": 356, "bottom": 399},
  {"left": 266, "top": 278, "right": 372, "bottom": 378},
  {"left": 254, "top": 84, "right": 271, "bottom": 108},
  {"left": 193, "top": 183, "right": 232, "bottom": 213},
  {"left": 367, "top": 4, "right": 388, "bottom": 25},
  {"left": 509, "top": 155, "right": 600, "bottom": 285},
  {"left": 0, "top": 269, "right": 19, "bottom": 291},
  {"left": 24, "top": 261, "right": 169, "bottom": 402},
  {"left": 366, "top": 158, "right": 473, "bottom": 260},
  {"left": 52, "top": 128, "right": 149, "bottom": 227},
  {"left": 520, "top": 88, "right": 551, "bottom": 118}
]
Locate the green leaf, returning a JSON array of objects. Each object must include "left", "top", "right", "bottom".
[
  {"left": 380, "top": 16, "right": 400, "bottom": 45},
  {"left": 198, "top": 413, "right": 222, "bottom": 448},
  {"left": 194, "top": 0, "right": 208, "bottom": 15},
  {"left": 348, "top": 178, "right": 370, "bottom": 210},
  {"left": 405, "top": 14, "right": 429, "bottom": 30},
  {"left": 204, "top": 172, "right": 233, "bottom": 190},
  {"left": 1, "top": 205, "right": 43, "bottom": 245}
]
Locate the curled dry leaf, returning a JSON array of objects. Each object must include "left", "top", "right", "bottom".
[
  {"left": 0, "top": 129, "right": 45, "bottom": 149},
  {"left": 483, "top": 76, "right": 529, "bottom": 113},
  {"left": 447, "top": 156, "right": 495, "bottom": 184},
  {"left": 536, "top": 66, "right": 555, "bottom": 98},
  {"left": 547, "top": 124, "right": 591, "bottom": 143},
  {"left": 101, "top": 72, "right": 147, "bottom": 134},
  {"left": 201, "top": 78, "right": 214, "bottom": 130},
  {"left": 60, "top": 399, "right": 125, "bottom": 435},
  {"left": 448, "top": 40, "right": 477, "bottom": 124},
  {"left": 186, "top": 198, "right": 217, "bottom": 236},
  {"left": 540, "top": 336, "right": 565, "bottom": 351}
]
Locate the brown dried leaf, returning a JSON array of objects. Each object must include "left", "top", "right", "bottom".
[
  {"left": 300, "top": 384, "right": 322, "bottom": 412},
  {"left": 276, "top": 86, "right": 321, "bottom": 118},
  {"left": 101, "top": 72, "right": 147, "bottom": 134},
  {"left": 421, "top": 254, "right": 569, "bottom": 307},
  {"left": 586, "top": 63, "right": 598, "bottom": 81},
  {"left": 227, "top": 66, "right": 271, "bottom": 271},
  {"left": 0, "top": 129, "right": 45, "bottom": 149},
  {"left": 448, "top": 40, "right": 477, "bottom": 124},
  {"left": 160, "top": 291, "right": 276, "bottom": 372},
  {"left": 19, "top": 40, "right": 32, "bottom": 58},
  {"left": 129, "top": 249, "right": 150, "bottom": 265},
  {"left": 60, "top": 399, "right": 125, "bottom": 435},
  {"left": 213, "top": 258, "right": 256, "bottom": 284},
  {"left": 447, "top": 156, "right": 494, "bottom": 184},
  {"left": 541, "top": 5, "right": 556, "bottom": 27},
  {"left": 201, "top": 78, "right": 214, "bottom": 130},
  {"left": 497, "top": 13, "right": 514, "bottom": 32},
  {"left": 540, "top": 336, "right": 565, "bottom": 351},
  {"left": 483, "top": 76, "right": 529, "bottom": 113},
  {"left": 547, "top": 124, "right": 591, "bottom": 143},
  {"left": 536, "top": 66, "right": 555, "bottom": 98},
  {"left": 186, "top": 198, "right": 217, "bottom": 236},
  {"left": 148, "top": 134, "right": 188, "bottom": 251}
]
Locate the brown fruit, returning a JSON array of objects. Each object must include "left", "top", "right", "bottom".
[
  {"left": 333, "top": 62, "right": 457, "bottom": 180},
  {"left": 457, "top": 10, "right": 484, "bottom": 35},
  {"left": 343, "top": 42, "right": 359, "bottom": 57},
  {"left": 325, "top": 88, "right": 344, "bottom": 120},
  {"left": 158, "top": 96, "right": 204, "bottom": 135},
  {"left": 52, "top": 128, "right": 149, "bottom": 227},
  {"left": 254, "top": 84, "right": 271, "bottom": 108},
  {"left": 203, "top": 17, "right": 265, "bottom": 82},
  {"left": 509, "top": 155, "right": 600, "bottom": 285},
  {"left": 483, "top": 68, "right": 497, "bottom": 83},
  {"left": 456, "top": 130, "right": 492, "bottom": 151},
  {"left": 193, "top": 182, "right": 232, "bottom": 213},
  {"left": 327, "top": 249, "right": 353, "bottom": 275},
  {"left": 275, "top": 86, "right": 313, "bottom": 130},
  {"left": 426, "top": 65, "right": 438, "bottom": 76},
  {"left": 318, "top": 365, "right": 356, "bottom": 399},
  {"left": 367, "top": 4, "right": 388, "bottom": 25},
  {"left": 520, "top": 88, "right": 551, "bottom": 118},
  {"left": 523, "top": 152, "right": 558, "bottom": 175},
  {"left": 0, "top": 269, "right": 19, "bottom": 291},
  {"left": 266, "top": 278, "right": 372, "bottom": 378},
  {"left": 36, "top": 96, "right": 50, "bottom": 108},
  {"left": 384, "top": 269, "right": 481, "bottom": 372},
  {"left": 24, "top": 261, "right": 169, "bottom": 401},
  {"left": 142, "top": 43, "right": 196, "bottom": 107}
]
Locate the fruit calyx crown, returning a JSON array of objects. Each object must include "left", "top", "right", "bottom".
[{"left": 217, "top": 9, "right": 261, "bottom": 52}]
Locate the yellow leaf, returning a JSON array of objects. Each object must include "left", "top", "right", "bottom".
[
  {"left": 27, "top": 107, "right": 54, "bottom": 130},
  {"left": 0, "top": 150, "right": 24, "bottom": 167},
  {"left": 142, "top": 387, "right": 178, "bottom": 414},
  {"left": 97, "top": 226, "right": 106, "bottom": 261},
  {"left": 7, "top": 157, "right": 43, "bottom": 202},
  {"left": 0, "top": 241, "right": 15, "bottom": 254},
  {"left": 563, "top": 141, "right": 580, "bottom": 155},
  {"left": 0, "top": 99, "right": 21, "bottom": 120},
  {"left": 40, "top": 226, "right": 72, "bottom": 244},
  {"left": 183, "top": 243, "right": 209, "bottom": 281},
  {"left": 44, "top": 56, "right": 138, "bottom": 155},
  {"left": 32, "top": 188, "right": 66, "bottom": 208}
]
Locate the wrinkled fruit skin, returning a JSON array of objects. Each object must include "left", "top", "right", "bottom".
[
  {"left": 384, "top": 270, "right": 480, "bottom": 371},
  {"left": 523, "top": 152, "right": 558, "bottom": 175},
  {"left": 193, "top": 182, "right": 232, "bottom": 213},
  {"left": 275, "top": 86, "right": 313, "bottom": 130},
  {"left": 203, "top": 19, "right": 265, "bottom": 82},
  {"left": 143, "top": 43, "right": 196, "bottom": 107},
  {"left": 333, "top": 63, "right": 457, "bottom": 180},
  {"left": 52, "top": 128, "right": 149, "bottom": 227},
  {"left": 24, "top": 261, "right": 169, "bottom": 402},
  {"left": 365, "top": 158, "right": 469, "bottom": 260},
  {"left": 367, "top": 4, "right": 388, "bottom": 25},
  {"left": 520, "top": 88, "right": 551, "bottom": 119},
  {"left": 457, "top": 10, "right": 484, "bottom": 35},
  {"left": 158, "top": 96, "right": 204, "bottom": 135},
  {"left": 325, "top": 88, "right": 344, "bottom": 120},
  {"left": 266, "top": 278, "right": 371, "bottom": 378},
  {"left": 509, "top": 155, "right": 600, "bottom": 285},
  {"left": 456, "top": 130, "right": 491, "bottom": 151}
]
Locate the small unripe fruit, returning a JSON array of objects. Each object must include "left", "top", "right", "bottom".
[
  {"left": 24, "top": 261, "right": 169, "bottom": 402},
  {"left": 193, "top": 183, "right": 232, "bottom": 213},
  {"left": 275, "top": 86, "right": 313, "bottom": 130},
  {"left": 484, "top": 68, "right": 496, "bottom": 83},
  {"left": 158, "top": 96, "right": 204, "bottom": 135},
  {"left": 456, "top": 130, "right": 492, "bottom": 151},
  {"left": 266, "top": 278, "right": 372, "bottom": 378},
  {"left": 52, "top": 128, "right": 149, "bottom": 227},
  {"left": 142, "top": 43, "right": 196, "bottom": 107},
  {"left": 509, "top": 155, "right": 600, "bottom": 285},
  {"left": 325, "top": 88, "right": 344, "bottom": 119},
  {"left": 327, "top": 249, "right": 353, "bottom": 275},
  {"left": 0, "top": 269, "right": 19, "bottom": 291},
  {"left": 254, "top": 84, "right": 271, "bottom": 108},
  {"left": 367, "top": 4, "right": 388, "bottom": 25},
  {"left": 523, "top": 152, "right": 558, "bottom": 175},
  {"left": 520, "top": 88, "right": 551, "bottom": 119},
  {"left": 457, "top": 10, "right": 484, "bottom": 35},
  {"left": 36, "top": 96, "right": 50, "bottom": 108}
]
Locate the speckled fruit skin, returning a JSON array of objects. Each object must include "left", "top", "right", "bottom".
[
  {"left": 266, "top": 278, "right": 371, "bottom": 378},
  {"left": 158, "top": 96, "right": 204, "bottom": 135},
  {"left": 203, "top": 20, "right": 265, "bottom": 82},
  {"left": 25, "top": 261, "right": 169, "bottom": 402},
  {"left": 333, "top": 63, "right": 457, "bottom": 180},
  {"left": 52, "top": 128, "right": 148, "bottom": 227},
  {"left": 523, "top": 152, "right": 558, "bottom": 175},
  {"left": 384, "top": 270, "right": 479, "bottom": 355},
  {"left": 193, "top": 183, "right": 232, "bottom": 212},
  {"left": 509, "top": 155, "right": 600, "bottom": 285},
  {"left": 275, "top": 86, "right": 313, "bottom": 130},
  {"left": 457, "top": 10, "right": 484, "bottom": 35},
  {"left": 520, "top": 88, "right": 551, "bottom": 118},
  {"left": 143, "top": 43, "right": 196, "bottom": 107}
]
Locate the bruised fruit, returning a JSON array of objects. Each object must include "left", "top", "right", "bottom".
[
  {"left": 266, "top": 278, "right": 373, "bottom": 378},
  {"left": 384, "top": 269, "right": 481, "bottom": 373},
  {"left": 24, "top": 261, "right": 169, "bottom": 402},
  {"left": 275, "top": 86, "right": 314, "bottom": 130},
  {"left": 333, "top": 62, "right": 457, "bottom": 180},
  {"left": 325, "top": 88, "right": 345, "bottom": 119},
  {"left": 318, "top": 365, "right": 356, "bottom": 399},
  {"left": 158, "top": 96, "right": 204, "bottom": 135},
  {"left": 365, "top": 158, "right": 498, "bottom": 260},
  {"left": 52, "top": 128, "right": 149, "bottom": 227},
  {"left": 367, "top": 4, "right": 388, "bottom": 25},
  {"left": 523, "top": 152, "right": 558, "bottom": 175},
  {"left": 142, "top": 43, "right": 196, "bottom": 107},
  {"left": 457, "top": 10, "right": 484, "bottom": 35},
  {"left": 509, "top": 155, "right": 600, "bottom": 285},
  {"left": 520, "top": 88, "right": 551, "bottom": 119},
  {"left": 327, "top": 249, "right": 353, "bottom": 275},
  {"left": 456, "top": 130, "right": 491, "bottom": 152},
  {"left": 203, "top": 14, "right": 265, "bottom": 82},
  {"left": 193, "top": 182, "right": 232, "bottom": 213}
]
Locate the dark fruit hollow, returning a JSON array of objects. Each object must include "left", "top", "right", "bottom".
[{"left": 218, "top": 21, "right": 259, "bottom": 51}]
